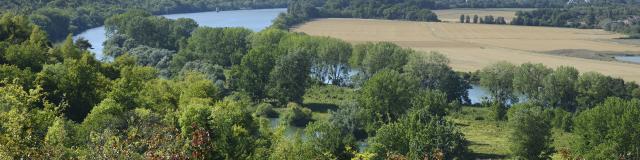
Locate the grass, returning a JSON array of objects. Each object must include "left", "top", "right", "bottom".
[{"left": 447, "top": 106, "right": 576, "bottom": 159}]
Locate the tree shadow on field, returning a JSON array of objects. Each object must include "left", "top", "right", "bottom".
[{"left": 305, "top": 103, "right": 339, "bottom": 113}]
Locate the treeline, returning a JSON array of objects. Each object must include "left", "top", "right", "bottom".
[
  {"left": 434, "top": 0, "right": 567, "bottom": 8},
  {"left": 511, "top": 4, "right": 640, "bottom": 37},
  {"left": 272, "top": 0, "right": 440, "bottom": 29},
  {"left": 1, "top": 0, "right": 289, "bottom": 41},
  {"left": 459, "top": 14, "right": 508, "bottom": 24},
  {"left": 477, "top": 61, "right": 640, "bottom": 159}
]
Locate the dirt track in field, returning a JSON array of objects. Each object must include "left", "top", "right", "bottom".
[{"left": 293, "top": 18, "right": 640, "bottom": 82}]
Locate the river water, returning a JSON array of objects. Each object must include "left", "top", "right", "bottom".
[{"left": 73, "top": 8, "right": 287, "bottom": 59}]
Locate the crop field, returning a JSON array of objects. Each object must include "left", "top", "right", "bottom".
[
  {"left": 433, "top": 8, "right": 533, "bottom": 23},
  {"left": 293, "top": 18, "right": 640, "bottom": 82}
]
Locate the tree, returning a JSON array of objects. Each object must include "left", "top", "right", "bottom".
[
  {"left": 575, "top": 72, "right": 626, "bottom": 110},
  {"left": 513, "top": 63, "right": 552, "bottom": 104},
  {"left": 303, "top": 121, "right": 354, "bottom": 159},
  {"left": 232, "top": 47, "right": 277, "bottom": 99},
  {"left": 473, "top": 15, "right": 479, "bottom": 23},
  {"left": 508, "top": 104, "right": 554, "bottom": 159},
  {"left": 173, "top": 27, "right": 252, "bottom": 68},
  {"left": 314, "top": 37, "right": 352, "bottom": 86},
  {"left": 358, "top": 69, "right": 418, "bottom": 123},
  {"left": 36, "top": 54, "right": 109, "bottom": 122},
  {"left": 350, "top": 42, "right": 411, "bottom": 79},
  {"left": 404, "top": 52, "right": 470, "bottom": 103},
  {"left": 267, "top": 50, "right": 312, "bottom": 105},
  {"left": 541, "top": 66, "right": 579, "bottom": 111},
  {"left": 80, "top": 99, "right": 126, "bottom": 137},
  {"left": 281, "top": 103, "right": 313, "bottom": 127},
  {"left": 411, "top": 90, "right": 450, "bottom": 116},
  {"left": 367, "top": 108, "right": 468, "bottom": 159},
  {"left": 572, "top": 97, "right": 640, "bottom": 159},
  {"left": 480, "top": 62, "right": 516, "bottom": 105}
]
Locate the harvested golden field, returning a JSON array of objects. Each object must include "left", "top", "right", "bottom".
[
  {"left": 433, "top": 8, "right": 533, "bottom": 23},
  {"left": 293, "top": 18, "right": 640, "bottom": 82}
]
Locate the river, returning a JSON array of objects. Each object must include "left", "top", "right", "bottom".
[{"left": 73, "top": 8, "right": 287, "bottom": 59}]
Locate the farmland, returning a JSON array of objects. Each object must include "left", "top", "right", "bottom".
[{"left": 293, "top": 18, "right": 640, "bottom": 82}]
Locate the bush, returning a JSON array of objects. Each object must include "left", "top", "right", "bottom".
[
  {"left": 253, "top": 103, "right": 277, "bottom": 118},
  {"left": 281, "top": 103, "right": 313, "bottom": 127},
  {"left": 509, "top": 106, "right": 554, "bottom": 159}
]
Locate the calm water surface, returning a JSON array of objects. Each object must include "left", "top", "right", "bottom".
[{"left": 615, "top": 56, "right": 640, "bottom": 63}]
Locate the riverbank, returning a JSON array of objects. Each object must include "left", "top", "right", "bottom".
[{"left": 74, "top": 8, "right": 286, "bottom": 59}]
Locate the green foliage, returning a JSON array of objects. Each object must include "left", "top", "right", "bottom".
[
  {"left": 36, "top": 53, "right": 109, "bottom": 122},
  {"left": 281, "top": 103, "right": 313, "bottom": 127},
  {"left": 513, "top": 63, "right": 552, "bottom": 104},
  {"left": 254, "top": 103, "right": 278, "bottom": 118},
  {"left": 174, "top": 27, "right": 252, "bottom": 67},
  {"left": 359, "top": 69, "right": 419, "bottom": 123},
  {"left": 411, "top": 90, "right": 450, "bottom": 116},
  {"left": 0, "top": 64, "right": 35, "bottom": 89},
  {"left": 267, "top": 50, "right": 312, "bottom": 104},
  {"left": 508, "top": 105, "right": 554, "bottom": 159},
  {"left": 303, "top": 121, "right": 355, "bottom": 159},
  {"left": 541, "top": 66, "right": 579, "bottom": 111},
  {"left": 572, "top": 97, "right": 640, "bottom": 159},
  {"left": 480, "top": 61, "right": 516, "bottom": 105},
  {"left": 108, "top": 66, "right": 159, "bottom": 108},
  {"left": 350, "top": 42, "right": 411, "bottom": 79},
  {"left": 313, "top": 37, "right": 352, "bottom": 86},
  {"left": 404, "top": 52, "right": 470, "bottom": 103},
  {"left": 368, "top": 109, "right": 469, "bottom": 160},
  {"left": 105, "top": 11, "right": 198, "bottom": 51},
  {"left": 575, "top": 72, "right": 627, "bottom": 111},
  {"left": 512, "top": 5, "right": 640, "bottom": 37},
  {"left": 81, "top": 99, "right": 126, "bottom": 137},
  {"left": 0, "top": 83, "right": 56, "bottom": 159},
  {"left": 231, "top": 47, "right": 277, "bottom": 99},
  {"left": 178, "top": 72, "right": 224, "bottom": 106},
  {"left": 547, "top": 108, "right": 573, "bottom": 132},
  {"left": 0, "top": 13, "right": 33, "bottom": 43}
]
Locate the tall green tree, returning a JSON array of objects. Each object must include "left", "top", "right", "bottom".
[
  {"left": 267, "top": 50, "right": 312, "bottom": 105},
  {"left": 36, "top": 54, "right": 110, "bottom": 122},
  {"left": 513, "top": 63, "right": 552, "bottom": 104},
  {"left": 404, "top": 52, "right": 470, "bottom": 103},
  {"left": 480, "top": 61, "right": 516, "bottom": 105},
  {"left": 358, "top": 69, "right": 418, "bottom": 123},
  {"left": 231, "top": 47, "right": 277, "bottom": 99},
  {"left": 541, "top": 66, "right": 579, "bottom": 111},
  {"left": 508, "top": 104, "right": 554, "bottom": 159}
]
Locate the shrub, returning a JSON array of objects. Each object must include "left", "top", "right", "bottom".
[
  {"left": 281, "top": 103, "right": 313, "bottom": 127},
  {"left": 254, "top": 103, "right": 277, "bottom": 118}
]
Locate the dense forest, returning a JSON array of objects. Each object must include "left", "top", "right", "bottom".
[
  {"left": 2, "top": 7, "right": 640, "bottom": 158},
  {"left": 0, "top": 0, "right": 290, "bottom": 41}
]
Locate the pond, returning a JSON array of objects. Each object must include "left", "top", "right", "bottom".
[
  {"left": 74, "top": 8, "right": 287, "bottom": 59},
  {"left": 615, "top": 55, "right": 640, "bottom": 64}
]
